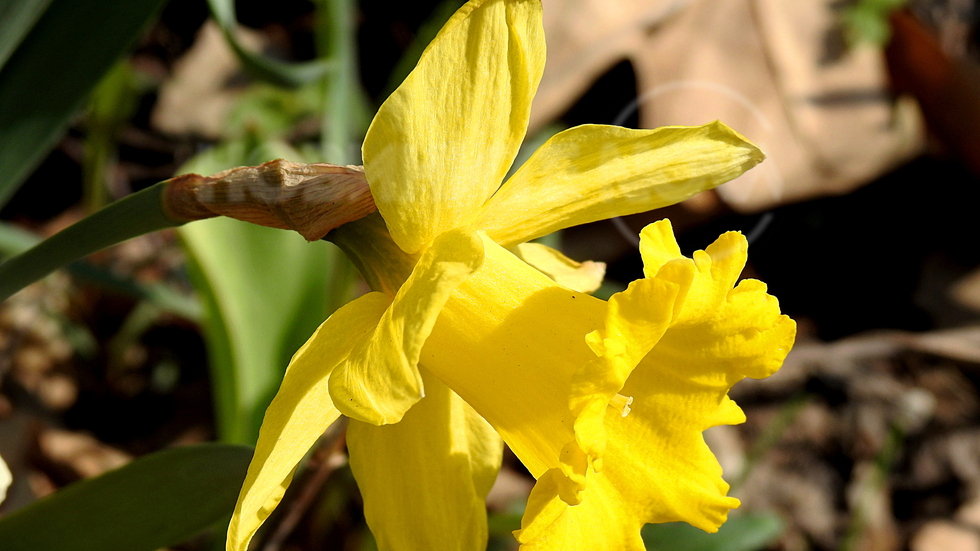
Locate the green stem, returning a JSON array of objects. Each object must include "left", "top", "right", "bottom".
[
  {"left": 0, "top": 182, "right": 181, "bottom": 301},
  {"left": 318, "top": 0, "right": 357, "bottom": 165}
]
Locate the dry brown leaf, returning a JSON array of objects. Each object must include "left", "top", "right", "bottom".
[
  {"left": 910, "top": 520, "right": 980, "bottom": 551},
  {"left": 37, "top": 428, "right": 131, "bottom": 480},
  {"left": 534, "top": 0, "right": 925, "bottom": 212},
  {"left": 151, "top": 20, "right": 265, "bottom": 138}
]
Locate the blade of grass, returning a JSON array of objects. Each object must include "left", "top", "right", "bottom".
[
  {"left": 83, "top": 59, "right": 141, "bottom": 213},
  {"left": 0, "top": 183, "right": 178, "bottom": 302},
  {"left": 316, "top": 0, "right": 362, "bottom": 165},
  {"left": 0, "top": 0, "right": 53, "bottom": 69},
  {"left": 0, "top": 0, "right": 167, "bottom": 208}
]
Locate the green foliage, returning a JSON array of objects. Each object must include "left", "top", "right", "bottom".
[
  {"left": 642, "top": 514, "right": 784, "bottom": 551},
  {"left": 206, "top": 0, "right": 331, "bottom": 87},
  {"left": 0, "top": 183, "right": 178, "bottom": 302},
  {"left": 83, "top": 60, "right": 144, "bottom": 212},
  {"left": 0, "top": 0, "right": 53, "bottom": 68},
  {"left": 0, "top": 444, "right": 252, "bottom": 551},
  {"left": 843, "top": 0, "right": 909, "bottom": 45},
  {"left": 0, "top": 0, "right": 167, "bottom": 208},
  {"left": 173, "top": 0, "right": 367, "bottom": 446},
  {"left": 179, "top": 142, "right": 355, "bottom": 445}
]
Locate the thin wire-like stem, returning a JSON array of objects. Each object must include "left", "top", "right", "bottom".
[{"left": 261, "top": 418, "right": 349, "bottom": 551}]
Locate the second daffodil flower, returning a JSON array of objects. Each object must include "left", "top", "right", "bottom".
[{"left": 226, "top": 0, "right": 796, "bottom": 550}]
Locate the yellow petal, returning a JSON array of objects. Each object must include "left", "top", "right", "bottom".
[
  {"left": 422, "top": 227, "right": 794, "bottom": 549},
  {"left": 568, "top": 259, "right": 694, "bottom": 476},
  {"left": 227, "top": 292, "right": 389, "bottom": 551},
  {"left": 511, "top": 242, "right": 606, "bottom": 294},
  {"left": 330, "top": 229, "right": 485, "bottom": 425},
  {"left": 515, "top": 469, "right": 645, "bottom": 551},
  {"left": 477, "top": 122, "right": 764, "bottom": 246},
  {"left": 517, "top": 222, "right": 796, "bottom": 547},
  {"left": 348, "top": 368, "right": 503, "bottom": 551},
  {"left": 362, "top": 0, "right": 545, "bottom": 254},
  {"left": 422, "top": 234, "right": 602, "bottom": 479}
]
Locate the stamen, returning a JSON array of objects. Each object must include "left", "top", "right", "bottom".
[{"left": 609, "top": 394, "right": 633, "bottom": 417}]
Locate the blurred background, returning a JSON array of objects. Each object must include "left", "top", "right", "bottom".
[{"left": 1, "top": 0, "right": 979, "bottom": 550}]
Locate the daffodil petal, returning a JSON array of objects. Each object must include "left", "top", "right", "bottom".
[
  {"left": 227, "top": 292, "right": 389, "bottom": 551},
  {"left": 516, "top": 470, "right": 645, "bottom": 551},
  {"left": 477, "top": 122, "right": 764, "bottom": 246},
  {"left": 637, "top": 218, "right": 683, "bottom": 277},
  {"left": 534, "top": 223, "right": 796, "bottom": 542},
  {"left": 642, "top": 219, "right": 754, "bottom": 329},
  {"left": 423, "top": 227, "right": 794, "bottom": 548},
  {"left": 511, "top": 242, "right": 606, "bottom": 294},
  {"left": 568, "top": 258, "right": 694, "bottom": 474},
  {"left": 348, "top": 367, "right": 503, "bottom": 551},
  {"left": 362, "top": 0, "right": 545, "bottom": 254},
  {"left": 423, "top": 234, "right": 602, "bottom": 478},
  {"left": 330, "top": 229, "right": 485, "bottom": 425}
]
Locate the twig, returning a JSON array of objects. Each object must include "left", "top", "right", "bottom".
[{"left": 261, "top": 418, "right": 349, "bottom": 551}]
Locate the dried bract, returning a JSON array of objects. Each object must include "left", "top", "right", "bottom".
[{"left": 163, "top": 159, "right": 376, "bottom": 241}]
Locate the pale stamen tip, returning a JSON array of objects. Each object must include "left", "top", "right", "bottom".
[{"left": 609, "top": 394, "right": 633, "bottom": 417}]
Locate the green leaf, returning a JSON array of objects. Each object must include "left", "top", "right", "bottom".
[
  {"left": 0, "top": 0, "right": 53, "bottom": 69},
  {"left": 642, "top": 514, "right": 785, "bottom": 551},
  {"left": 205, "top": 0, "right": 331, "bottom": 88},
  {"left": 179, "top": 141, "right": 354, "bottom": 445},
  {"left": 842, "top": 0, "right": 909, "bottom": 45},
  {"left": 0, "top": 0, "right": 167, "bottom": 208},
  {"left": 0, "top": 444, "right": 252, "bottom": 551}
]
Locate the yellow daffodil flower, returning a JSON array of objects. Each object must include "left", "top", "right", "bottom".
[{"left": 226, "top": 1, "right": 795, "bottom": 550}]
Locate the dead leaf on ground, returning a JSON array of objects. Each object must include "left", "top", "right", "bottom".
[{"left": 534, "top": 0, "right": 924, "bottom": 212}]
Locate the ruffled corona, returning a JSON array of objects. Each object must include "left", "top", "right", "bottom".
[{"left": 421, "top": 220, "right": 795, "bottom": 549}]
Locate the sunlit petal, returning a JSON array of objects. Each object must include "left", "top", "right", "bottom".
[
  {"left": 348, "top": 368, "right": 503, "bottom": 551},
  {"left": 422, "top": 224, "right": 794, "bottom": 549},
  {"left": 423, "top": 234, "right": 601, "bottom": 478},
  {"left": 516, "top": 469, "right": 645, "bottom": 551},
  {"left": 227, "top": 293, "right": 389, "bottom": 551},
  {"left": 511, "top": 242, "right": 606, "bottom": 294},
  {"left": 330, "top": 229, "right": 485, "bottom": 425},
  {"left": 362, "top": 0, "right": 545, "bottom": 254},
  {"left": 568, "top": 258, "right": 694, "bottom": 477},
  {"left": 477, "top": 122, "right": 764, "bottom": 246}
]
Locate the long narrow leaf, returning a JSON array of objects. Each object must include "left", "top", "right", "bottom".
[
  {"left": 182, "top": 218, "right": 340, "bottom": 444},
  {"left": 0, "top": 0, "right": 53, "bottom": 69},
  {"left": 0, "top": 218, "right": 201, "bottom": 320},
  {"left": 0, "top": 184, "right": 176, "bottom": 302},
  {"left": 0, "top": 0, "right": 166, "bottom": 208},
  {"left": 178, "top": 143, "right": 350, "bottom": 445},
  {"left": 0, "top": 444, "right": 252, "bottom": 551}
]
